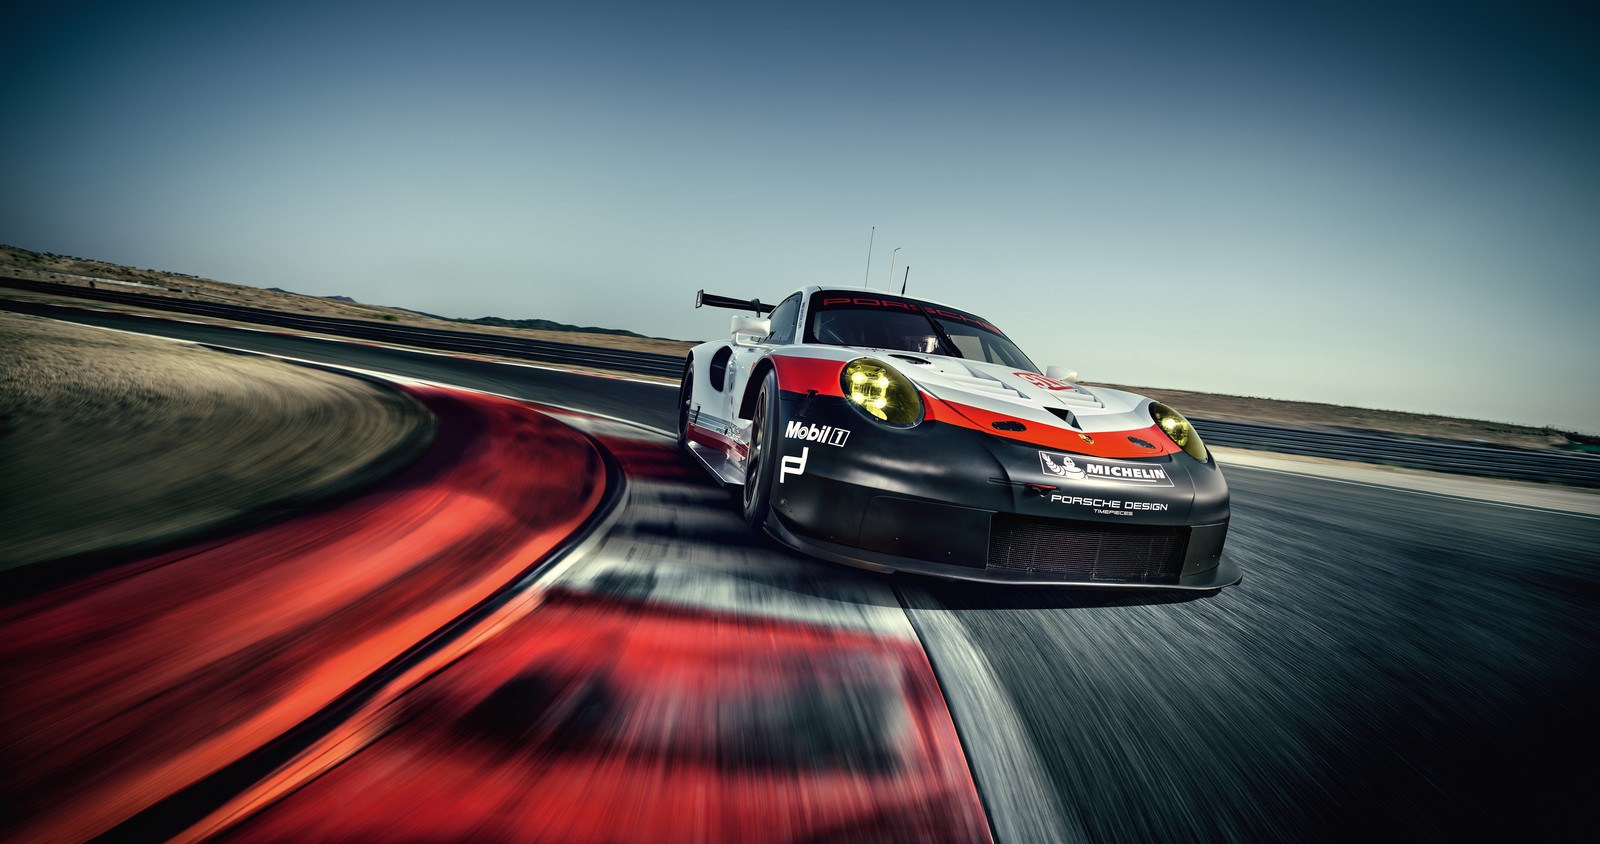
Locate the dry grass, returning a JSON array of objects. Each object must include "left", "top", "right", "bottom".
[{"left": 0, "top": 311, "right": 435, "bottom": 569}]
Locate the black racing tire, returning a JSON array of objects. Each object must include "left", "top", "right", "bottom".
[
  {"left": 676, "top": 358, "right": 694, "bottom": 452},
  {"left": 741, "top": 370, "right": 779, "bottom": 528}
]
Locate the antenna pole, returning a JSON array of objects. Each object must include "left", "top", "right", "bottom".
[
  {"left": 863, "top": 226, "right": 875, "bottom": 287},
  {"left": 886, "top": 247, "right": 901, "bottom": 291},
  {"left": 901, "top": 266, "right": 910, "bottom": 295}
]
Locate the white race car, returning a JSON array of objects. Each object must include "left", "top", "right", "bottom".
[{"left": 678, "top": 286, "right": 1238, "bottom": 589}]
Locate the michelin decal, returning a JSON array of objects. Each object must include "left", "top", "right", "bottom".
[{"left": 1038, "top": 451, "right": 1174, "bottom": 486}]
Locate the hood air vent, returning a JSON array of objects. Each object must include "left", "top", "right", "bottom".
[{"left": 1045, "top": 407, "right": 1078, "bottom": 428}]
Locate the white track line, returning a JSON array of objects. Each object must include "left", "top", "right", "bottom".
[{"left": 896, "top": 580, "right": 1079, "bottom": 843}]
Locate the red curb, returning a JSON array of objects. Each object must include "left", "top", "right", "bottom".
[
  {"left": 222, "top": 433, "right": 993, "bottom": 844},
  {"left": 0, "top": 386, "right": 608, "bottom": 844},
  {"left": 233, "top": 588, "right": 993, "bottom": 844}
]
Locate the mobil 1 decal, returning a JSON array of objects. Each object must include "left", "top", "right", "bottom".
[
  {"left": 1038, "top": 451, "right": 1174, "bottom": 486},
  {"left": 785, "top": 420, "right": 850, "bottom": 447}
]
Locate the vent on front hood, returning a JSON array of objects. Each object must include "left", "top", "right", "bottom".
[
  {"left": 1045, "top": 407, "right": 1078, "bottom": 427},
  {"left": 1045, "top": 389, "right": 1104, "bottom": 410},
  {"left": 889, "top": 355, "right": 931, "bottom": 365},
  {"left": 942, "top": 371, "right": 1024, "bottom": 399}
]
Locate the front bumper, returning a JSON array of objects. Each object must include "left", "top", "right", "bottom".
[
  {"left": 765, "top": 393, "right": 1239, "bottom": 589},
  {"left": 769, "top": 514, "right": 1242, "bottom": 589}
]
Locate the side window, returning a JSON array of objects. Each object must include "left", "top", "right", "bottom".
[{"left": 764, "top": 294, "right": 801, "bottom": 345}]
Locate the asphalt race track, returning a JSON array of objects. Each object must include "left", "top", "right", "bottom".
[{"left": 7, "top": 299, "right": 1598, "bottom": 842}]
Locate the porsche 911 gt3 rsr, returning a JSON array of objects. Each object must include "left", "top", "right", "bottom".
[{"left": 678, "top": 286, "right": 1239, "bottom": 589}]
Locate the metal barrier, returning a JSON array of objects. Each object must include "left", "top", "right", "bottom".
[
  {"left": 1192, "top": 418, "right": 1600, "bottom": 487},
  {"left": 6, "top": 276, "right": 1598, "bottom": 487}
]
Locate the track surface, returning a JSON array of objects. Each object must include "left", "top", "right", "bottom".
[{"left": 8, "top": 299, "right": 1596, "bottom": 841}]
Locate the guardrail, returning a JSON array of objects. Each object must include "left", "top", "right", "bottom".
[
  {"left": 7, "top": 276, "right": 1599, "bottom": 487},
  {"left": 0, "top": 277, "right": 688, "bottom": 379}
]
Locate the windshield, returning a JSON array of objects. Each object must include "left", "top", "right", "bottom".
[{"left": 804, "top": 292, "right": 1039, "bottom": 372}]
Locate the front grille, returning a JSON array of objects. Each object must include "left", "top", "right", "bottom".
[{"left": 987, "top": 514, "right": 1188, "bottom": 581}]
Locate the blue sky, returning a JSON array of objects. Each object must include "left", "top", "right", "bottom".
[{"left": 4, "top": 1, "right": 1596, "bottom": 432}]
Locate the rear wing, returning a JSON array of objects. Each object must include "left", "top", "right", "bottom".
[{"left": 695, "top": 289, "right": 774, "bottom": 315}]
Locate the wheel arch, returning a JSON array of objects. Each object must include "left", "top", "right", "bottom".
[{"left": 737, "top": 358, "right": 777, "bottom": 420}]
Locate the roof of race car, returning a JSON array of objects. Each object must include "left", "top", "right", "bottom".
[
  {"left": 700, "top": 285, "right": 986, "bottom": 322},
  {"left": 791, "top": 285, "right": 971, "bottom": 314}
]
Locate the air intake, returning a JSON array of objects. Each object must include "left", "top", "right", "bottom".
[
  {"left": 1045, "top": 407, "right": 1077, "bottom": 427},
  {"left": 987, "top": 515, "right": 1187, "bottom": 581}
]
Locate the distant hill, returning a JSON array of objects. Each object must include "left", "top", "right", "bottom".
[
  {"left": 1, "top": 242, "right": 691, "bottom": 343},
  {"left": 460, "top": 315, "right": 648, "bottom": 339}
]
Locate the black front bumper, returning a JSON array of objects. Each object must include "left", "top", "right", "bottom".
[{"left": 764, "top": 392, "right": 1240, "bottom": 590}]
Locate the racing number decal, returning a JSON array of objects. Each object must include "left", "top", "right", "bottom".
[
  {"left": 780, "top": 447, "right": 809, "bottom": 483},
  {"left": 1015, "top": 372, "right": 1074, "bottom": 391}
]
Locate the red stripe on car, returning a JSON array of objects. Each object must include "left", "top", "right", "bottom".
[
  {"left": 771, "top": 356, "right": 846, "bottom": 396},
  {"left": 688, "top": 422, "right": 749, "bottom": 458},
  {"left": 925, "top": 394, "right": 1181, "bottom": 458}
]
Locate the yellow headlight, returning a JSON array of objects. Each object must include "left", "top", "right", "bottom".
[
  {"left": 840, "top": 359, "right": 922, "bottom": 426},
  {"left": 1149, "top": 401, "right": 1208, "bottom": 461}
]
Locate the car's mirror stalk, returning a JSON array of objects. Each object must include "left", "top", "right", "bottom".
[{"left": 731, "top": 315, "right": 771, "bottom": 346}]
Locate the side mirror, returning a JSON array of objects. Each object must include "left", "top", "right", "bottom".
[
  {"left": 731, "top": 315, "right": 771, "bottom": 346},
  {"left": 1046, "top": 365, "right": 1079, "bottom": 383}
]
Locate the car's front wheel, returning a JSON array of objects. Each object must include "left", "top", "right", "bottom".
[{"left": 741, "top": 370, "right": 779, "bottom": 528}]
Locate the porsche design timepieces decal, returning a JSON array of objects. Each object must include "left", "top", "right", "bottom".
[
  {"left": 1038, "top": 451, "right": 1174, "bottom": 486},
  {"left": 1047, "top": 494, "right": 1170, "bottom": 516},
  {"left": 785, "top": 420, "right": 850, "bottom": 447},
  {"left": 780, "top": 447, "right": 809, "bottom": 483}
]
